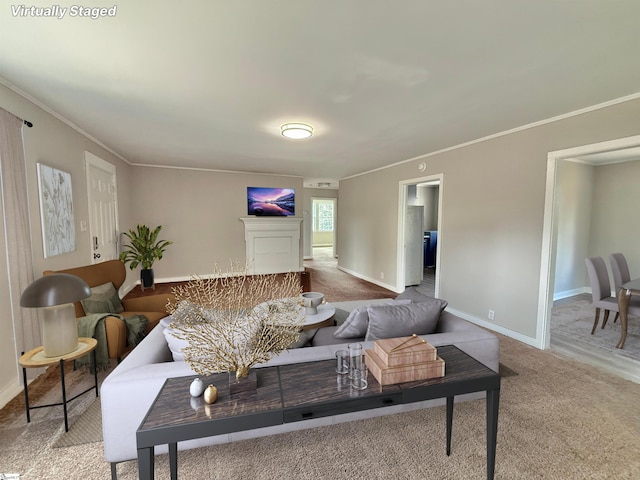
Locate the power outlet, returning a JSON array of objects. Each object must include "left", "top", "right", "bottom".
[
  {"left": 380, "top": 272, "right": 385, "bottom": 280},
  {"left": 488, "top": 310, "right": 495, "bottom": 321}
]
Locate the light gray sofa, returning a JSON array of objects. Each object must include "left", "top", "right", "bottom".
[{"left": 101, "top": 294, "right": 499, "bottom": 479}]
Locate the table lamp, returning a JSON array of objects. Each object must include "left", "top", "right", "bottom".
[{"left": 20, "top": 273, "right": 91, "bottom": 357}]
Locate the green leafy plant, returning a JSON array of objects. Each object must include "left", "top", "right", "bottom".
[{"left": 119, "top": 224, "right": 173, "bottom": 270}]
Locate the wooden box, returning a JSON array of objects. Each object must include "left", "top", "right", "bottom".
[
  {"left": 374, "top": 336, "right": 437, "bottom": 366},
  {"left": 365, "top": 349, "right": 445, "bottom": 386}
]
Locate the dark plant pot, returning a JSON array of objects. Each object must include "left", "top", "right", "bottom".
[{"left": 141, "top": 269, "right": 154, "bottom": 289}]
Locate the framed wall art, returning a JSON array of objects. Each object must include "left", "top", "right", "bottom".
[{"left": 37, "top": 163, "right": 76, "bottom": 257}]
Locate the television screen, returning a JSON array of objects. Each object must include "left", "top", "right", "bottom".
[{"left": 247, "top": 187, "right": 295, "bottom": 216}]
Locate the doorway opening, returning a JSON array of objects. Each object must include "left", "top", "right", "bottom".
[
  {"left": 397, "top": 174, "right": 443, "bottom": 297},
  {"left": 311, "top": 197, "right": 337, "bottom": 262},
  {"left": 541, "top": 134, "right": 640, "bottom": 383}
]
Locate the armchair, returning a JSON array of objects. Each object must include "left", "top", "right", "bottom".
[{"left": 44, "top": 260, "right": 174, "bottom": 361}]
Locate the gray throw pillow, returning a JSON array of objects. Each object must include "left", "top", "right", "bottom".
[
  {"left": 81, "top": 282, "right": 124, "bottom": 314},
  {"left": 334, "top": 308, "right": 351, "bottom": 327},
  {"left": 364, "top": 299, "right": 447, "bottom": 341},
  {"left": 333, "top": 305, "right": 369, "bottom": 338},
  {"left": 334, "top": 299, "right": 411, "bottom": 338},
  {"left": 170, "top": 300, "right": 205, "bottom": 324}
]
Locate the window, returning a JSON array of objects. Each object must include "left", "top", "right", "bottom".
[{"left": 312, "top": 199, "right": 334, "bottom": 232}]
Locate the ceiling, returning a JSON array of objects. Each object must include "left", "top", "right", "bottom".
[{"left": 1, "top": 1, "right": 639, "bottom": 188}]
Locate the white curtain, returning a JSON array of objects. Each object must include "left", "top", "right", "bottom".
[{"left": 0, "top": 108, "right": 40, "bottom": 358}]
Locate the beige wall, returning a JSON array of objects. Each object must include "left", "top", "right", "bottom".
[
  {"left": 419, "top": 186, "right": 439, "bottom": 231},
  {"left": 126, "top": 166, "right": 303, "bottom": 282},
  {"left": 338, "top": 98, "right": 640, "bottom": 340},
  {"left": 553, "top": 161, "right": 594, "bottom": 296},
  {"left": 589, "top": 159, "right": 640, "bottom": 273},
  {"left": 553, "top": 159, "right": 640, "bottom": 299},
  {"left": 0, "top": 83, "right": 133, "bottom": 406}
]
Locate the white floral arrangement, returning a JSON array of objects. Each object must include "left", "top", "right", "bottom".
[{"left": 166, "top": 264, "right": 304, "bottom": 379}]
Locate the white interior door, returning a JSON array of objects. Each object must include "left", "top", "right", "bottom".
[{"left": 85, "top": 152, "right": 118, "bottom": 264}]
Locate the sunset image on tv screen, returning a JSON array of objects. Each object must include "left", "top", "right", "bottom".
[{"left": 247, "top": 187, "right": 295, "bottom": 216}]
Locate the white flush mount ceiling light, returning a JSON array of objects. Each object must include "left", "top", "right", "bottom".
[{"left": 281, "top": 123, "right": 313, "bottom": 140}]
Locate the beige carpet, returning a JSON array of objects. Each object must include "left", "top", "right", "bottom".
[
  {"left": 52, "top": 398, "right": 102, "bottom": 448},
  {"left": 2, "top": 267, "right": 639, "bottom": 479},
  {"left": 2, "top": 334, "right": 640, "bottom": 479}
]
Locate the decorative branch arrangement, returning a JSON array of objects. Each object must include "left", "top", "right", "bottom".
[{"left": 166, "top": 264, "right": 303, "bottom": 379}]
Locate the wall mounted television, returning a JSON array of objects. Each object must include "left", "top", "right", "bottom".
[{"left": 247, "top": 187, "right": 295, "bottom": 216}]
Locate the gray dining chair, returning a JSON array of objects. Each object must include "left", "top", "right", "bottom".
[
  {"left": 585, "top": 256, "right": 621, "bottom": 334},
  {"left": 609, "top": 252, "right": 631, "bottom": 295},
  {"left": 585, "top": 256, "right": 640, "bottom": 335}
]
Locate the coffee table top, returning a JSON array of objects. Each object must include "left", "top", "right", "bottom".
[{"left": 138, "top": 345, "right": 499, "bottom": 444}]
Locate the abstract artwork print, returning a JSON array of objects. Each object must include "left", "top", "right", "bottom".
[{"left": 37, "top": 163, "right": 76, "bottom": 257}]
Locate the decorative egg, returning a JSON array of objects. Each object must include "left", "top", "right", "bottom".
[
  {"left": 189, "top": 378, "right": 205, "bottom": 397},
  {"left": 204, "top": 384, "right": 218, "bottom": 404}
]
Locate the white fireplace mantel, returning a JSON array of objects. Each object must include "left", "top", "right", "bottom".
[{"left": 240, "top": 217, "right": 303, "bottom": 274}]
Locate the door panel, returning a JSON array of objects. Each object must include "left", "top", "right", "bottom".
[{"left": 85, "top": 153, "right": 118, "bottom": 263}]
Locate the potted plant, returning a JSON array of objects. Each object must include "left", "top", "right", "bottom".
[{"left": 119, "top": 224, "right": 172, "bottom": 289}]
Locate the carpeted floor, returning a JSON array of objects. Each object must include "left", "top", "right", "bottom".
[
  {"left": 3, "top": 259, "right": 640, "bottom": 479},
  {"left": 2, "top": 334, "right": 639, "bottom": 479}
]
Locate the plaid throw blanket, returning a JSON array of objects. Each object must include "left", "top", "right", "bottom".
[{"left": 76, "top": 313, "right": 148, "bottom": 370}]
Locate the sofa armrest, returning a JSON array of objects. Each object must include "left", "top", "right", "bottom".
[
  {"left": 437, "top": 311, "right": 483, "bottom": 333},
  {"left": 122, "top": 293, "right": 175, "bottom": 313}
]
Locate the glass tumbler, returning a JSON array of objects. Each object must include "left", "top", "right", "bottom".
[
  {"left": 348, "top": 343, "right": 363, "bottom": 379},
  {"left": 335, "top": 350, "right": 349, "bottom": 375}
]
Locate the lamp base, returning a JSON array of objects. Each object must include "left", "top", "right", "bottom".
[{"left": 41, "top": 304, "right": 78, "bottom": 357}]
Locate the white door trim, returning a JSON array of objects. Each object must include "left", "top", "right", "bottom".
[
  {"left": 538, "top": 134, "right": 640, "bottom": 350},
  {"left": 397, "top": 173, "right": 444, "bottom": 294}
]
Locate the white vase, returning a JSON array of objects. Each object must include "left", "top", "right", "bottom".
[{"left": 301, "top": 292, "right": 324, "bottom": 315}]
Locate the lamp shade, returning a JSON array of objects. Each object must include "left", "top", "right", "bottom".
[{"left": 20, "top": 273, "right": 91, "bottom": 308}]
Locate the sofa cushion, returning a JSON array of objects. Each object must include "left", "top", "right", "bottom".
[
  {"left": 395, "top": 286, "right": 446, "bottom": 305},
  {"left": 288, "top": 328, "right": 317, "bottom": 348},
  {"left": 81, "top": 282, "right": 124, "bottom": 314},
  {"left": 333, "top": 299, "right": 410, "bottom": 339},
  {"left": 312, "top": 326, "right": 363, "bottom": 346},
  {"left": 364, "top": 300, "right": 447, "bottom": 341}
]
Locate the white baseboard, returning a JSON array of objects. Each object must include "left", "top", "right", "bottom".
[
  {"left": 0, "top": 380, "right": 22, "bottom": 410},
  {"left": 336, "top": 266, "right": 402, "bottom": 293},
  {"left": 553, "top": 287, "right": 589, "bottom": 301}
]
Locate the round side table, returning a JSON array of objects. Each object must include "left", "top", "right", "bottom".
[
  {"left": 18, "top": 337, "right": 99, "bottom": 432},
  {"left": 301, "top": 303, "right": 336, "bottom": 331}
]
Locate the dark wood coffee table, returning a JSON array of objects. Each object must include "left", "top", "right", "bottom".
[{"left": 137, "top": 345, "right": 500, "bottom": 480}]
